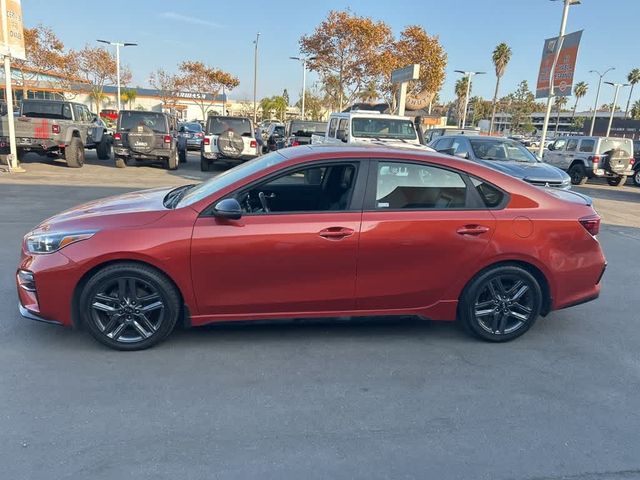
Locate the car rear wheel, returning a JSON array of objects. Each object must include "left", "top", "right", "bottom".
[
  {"left": 568, "top": 164, "right": 588, "bottom": 185},
  {"left": 179, "top": 148, "right": 187, "bottom": 164},
  {"left": 96, "top": 136, "right": 111, "bottom": 160},
  {"left": 64, "top": 137, "right": 85, "bottom": 168},
  {"left": 166, "top": 149, "right": 178, "bottom": 171},
  {"left": 459, "top": 265, "right": 542, "bottom": 342},
  {"left": 606, "top": 175, "right": 627, "bottom": 187},
  {"left": 114, "top": 154, "right": 127, "bottom": 168},
  {"left": 79, "top": 263, "right": 180, "bottom": 351},
  {"left": 200, "top": 155, "right": 210, "bottom": 172},
  {"left": 633, "top": 168, "right": 640, "bottom": 187}
]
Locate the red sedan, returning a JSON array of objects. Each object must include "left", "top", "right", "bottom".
[{"left": 17, "top": 146, "right": 606, "bottom": 350}]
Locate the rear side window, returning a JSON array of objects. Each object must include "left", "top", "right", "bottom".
[
  {"left": 328, "top": 118, "right": 338, "bottom": 137},
  {"left": 579, "top": 139, "right": 595, "bottom": 152},
  {"left": 119, "top": 112, "right": 167, "bottom": 133},
  {"left": 375, "top": 161, "right": 467, "bottom": 209},
  {"left": 207, "top": 117, "right": 252, "bottom": 136},
  {"left": 471, "top": 178, "right": 505, "bottom": 208}
]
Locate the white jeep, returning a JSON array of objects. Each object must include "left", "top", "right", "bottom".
[{"left": 201, "top": 116, "right": 259, "bottom": 171}]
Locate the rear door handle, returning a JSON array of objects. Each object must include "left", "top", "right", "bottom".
[
  {"left": 457, "top": 225, "right": 490, "bottom": 236},
  {"left": 319, "top": 227, "right": 354, "bottom": 240}
]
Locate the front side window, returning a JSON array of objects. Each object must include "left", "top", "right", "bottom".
[
  {"left": 552, "top": 138, "right": 567, "bottom": 151},
  {"left": 328, "top": 118, "right": 338, "bottom": 137},
  {"left": 375, "top": 161, "right": 467, "bottom": 210}
]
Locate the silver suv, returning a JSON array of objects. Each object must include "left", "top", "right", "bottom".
[{"left": 543, "top": 136, "right": 634, "bottom": 187}]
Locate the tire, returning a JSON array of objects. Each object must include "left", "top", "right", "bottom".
[
  {"left": 633, "top": 168, "right": 640, "bottom": 187},
  {"left": 179, "top": 148, "right": 187, "bottom": 164},
  {"left": 64, "top": 137, "right": 85, "bottom": 168},
  {"left": 200, "top": 155, "right": 210, "bottom": 172},
  {"left": 568, "top": 163, "right": 588, "bottom": 185},
  {"left": 459, "top": 265, "right": 542, "bottom": 342},
  {"left": 96, "top": 136, "right": 111, "bottom": 160},
  {"left": 607, "top": 175, "right": 627, "bottom": 187},
  {"left": 166, "top": 149, "right": 178, "bottom": 171},
  {"left": 79, "top": 262, "right": 181, "bottom": 351},
  {"left": 114, "top": 155, "right": 127, "bottom": 168}
]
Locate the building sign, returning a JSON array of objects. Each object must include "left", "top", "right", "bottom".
[
  {"left": 0, "top": 0, "right": 25, "bottom": 60},
  {"left": 536, "top": 30, "right": 582, "bottom": 99},
  {"left": 391, "top": 64, "right": 420, "bottom": 84}
]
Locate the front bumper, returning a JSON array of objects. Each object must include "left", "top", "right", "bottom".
[{"left": 18, "top": 303, "right": 61, "bottom": 326}]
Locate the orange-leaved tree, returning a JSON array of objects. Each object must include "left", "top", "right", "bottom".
[{"left": 77, "top": 46, "right": 131, "bottom": 115}]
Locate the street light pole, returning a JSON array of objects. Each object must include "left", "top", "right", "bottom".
[
  {"left": 454, "top": 70, "right": 485, "bottom": 128},
  {"left": 253, "top": 33, "right": 260, "bottom": 125},
  {"left": 537, "top": 0, "right": 579, "bottom": 158},
  {"left": 290, "top": 56, "right": 317, "bottom": 119},
  {"left": 604, "top": 81, "right": 628, "bottom": 137},
  {"left": 588, "top": 68, "right": 614, "bottom": 136},
  {"left": 97, "top": 40, "right": 137, "bottom": 113}
]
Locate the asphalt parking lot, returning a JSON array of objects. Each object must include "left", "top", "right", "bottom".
[{"left": 1, "top": 151, "right": 640, "bottom": 480}]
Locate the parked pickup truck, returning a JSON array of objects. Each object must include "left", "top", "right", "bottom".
[
  {"left": 311, "top": 110, "right": 432, "bottom": 151},
  {"left": 0, "top": 99, "right": 111, "bottom": 168}
]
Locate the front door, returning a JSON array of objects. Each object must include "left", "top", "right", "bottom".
[
  {"left": 356, "top": 160, "right": 496, "bottom": 313},
  {"left": 190, "top": 161, "right": 367, "bottom": 318}
]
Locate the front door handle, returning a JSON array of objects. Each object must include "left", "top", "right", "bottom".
[
  {"left": 319, "top": 227, "right": 354, "bottom": 240},
  {"left": 457, "top": 225, "right": 490, "bottom": 236}
]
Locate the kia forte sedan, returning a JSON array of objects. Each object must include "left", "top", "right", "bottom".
[{"left": 17, "top": 146, "right": 606, "bottom": 350}]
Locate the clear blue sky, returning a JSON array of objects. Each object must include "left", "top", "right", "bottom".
[{"left": 23, "top": 0, "right": 640, "bottom": 110}]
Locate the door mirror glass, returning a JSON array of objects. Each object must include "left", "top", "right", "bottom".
[
  {"left": 455, "top": 151, "right": 469, "bottom": 159},
  {"left": 547, "top": 143, "right": 555, "bottom": 151},
  {"left": 213, "top": 198, "right": 242, "bottom": 220}
]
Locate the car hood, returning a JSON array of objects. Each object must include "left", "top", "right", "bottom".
[
  {"left": 479, "top": 160, "right": 569, "bottom": 183},
  {"left": 33, "top": 187, "right": 173, "bottom": 232}
]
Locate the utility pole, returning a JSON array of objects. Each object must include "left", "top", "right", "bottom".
[
  {"left": 454, "top": 70, "right": 485, "bottom": 128},
  {"left": 588, "top": 68, "right": 614, "bottom": 136},
  {"left": 253, "top": 33, "right": 260, "bottom": 125},
  {"left": 604, "top": 81, "right": 628, "bottom": 137},
  {"left": 290, "top": 56, "right": 317, "bottom": 119},
  {"left": 537, "top": 0, "right": 580, "bottom": 158},
  {"left": 97, "top": 40, "right": 137, "bottom": 112}
]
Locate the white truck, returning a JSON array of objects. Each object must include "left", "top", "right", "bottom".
[{"left": 311, "top": 111, "right": 433, "bottom": 151}]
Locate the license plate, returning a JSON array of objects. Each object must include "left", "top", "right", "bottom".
[{"left": 20, "top": 137, "right": 31, "bottom": 144}]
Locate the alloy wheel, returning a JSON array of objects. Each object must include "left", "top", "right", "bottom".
[{"left": 473, "top": 275, "right": 535, "bottom": 335}]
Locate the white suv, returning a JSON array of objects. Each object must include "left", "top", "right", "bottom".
[{"left": 201, "top": 116, "right": 259, "bottom": 171}]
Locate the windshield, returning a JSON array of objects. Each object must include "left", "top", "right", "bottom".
[
  {"left": 119, "top": 112, "right": 167, "bottom": 133},
  {"left": 177, "top": 151, "right": 287, "bottom": 207},
  {"left": 207, "top": 117, "right": 253, "bottom": 136},
  {"left": 598, "top": 138, "right": 632, "bottom": 155},
  {"left": 469, "top": 138, "right": 538, "bottom": 163},
  {"left": 351, "top": 118, "right": 417, "bottom": 140},
  {"left": 183, "top": 122, "right": 202, "bottom": 133},
  {"left": 289, "top": 121, "right": 326, "bottom": 137}
]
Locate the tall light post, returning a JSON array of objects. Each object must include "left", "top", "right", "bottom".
[
  {"left": 604, "top": 81, "right": 628, "bottom": 137},
  {"left": 454, "top": 70, "right": 485, "bottom": 128},
  {"left": 289, "top": 56, "right": 317, "bottom": 119},
  {"left": 537, "top": 0, "right": 580, "bottom": 158},
  {"left": 97, "top": 39, "right": 137, "bottom": 112},
  {"left": 253, "top": 32, "right": 260, "bottom": 125},
  {"left": 588, "top": 67, "right": 615, "bottom": 136}
]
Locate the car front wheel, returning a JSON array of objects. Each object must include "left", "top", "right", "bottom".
[
  {"left": 79, "top": 263, "right": 180, "bottom": 350},
  {"left": 634, "top": 168, "right": 640, "bottom": 187},
  {"left": 606, "top": 175, "right": 627, "bottom": 187},
  {"left": 459, "top": 265, "right": 542, "bottom": 342}
]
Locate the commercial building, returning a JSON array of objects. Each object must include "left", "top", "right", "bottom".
[{"left": 491, "top": 110, "right": 627, "bottom": 135}]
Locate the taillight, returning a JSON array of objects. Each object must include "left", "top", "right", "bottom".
[
  {"left": 579, "top": 214, "right": 601, "bottom": 236},
  {"left": 250, "top": 140, "right": 257, "bottom": 148},
  {"left": 204, "top": 137, "right": 210, "bottom": 145},
  {"left": 164, "top": 135, "right": 171, "bottom": 144},
  {"left": 51, "top": 124, "right": 60, "bottom": 134},
  {"left": 196, "top": 132, "right": 204, "bottom": 138},
  {"left": 113, "top": 132, "right": 122, "bottom": 141},
  {"left": 292, "top": 140, "right": 300, "bottom": 147},
  {"left": 629, "top": 157, "right": 634, "bottom": 166},
  {"left": 591, "top": 155, "right": 600, "bottom": 164}
]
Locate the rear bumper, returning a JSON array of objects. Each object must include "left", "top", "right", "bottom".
[
  {"left": 114, "top": 147, "right": 170, "bottom": 159},
  {"left": 202, "top": 152, "right": 258, "bottom": 161}
]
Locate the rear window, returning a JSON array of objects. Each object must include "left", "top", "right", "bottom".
[
  {"left": 207, "top": 117, "right": 253, "bottom": 136},
  {"left": 288, "top": 121, "right": 326, "bottom": 137},
  {"left": 119, "top": 112, "right": 167, "bottom": 133},
  {"left": 598, "top": 138, "right": 632, "bottom": 155},
  {"left": 183, "top": 122, "right": 202, "bottom": 133},
  {"left": 22, "top": 101, "right": 72, "bottom": 120}
]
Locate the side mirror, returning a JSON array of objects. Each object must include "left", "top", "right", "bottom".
[
  {"left": 336, "top": 129, "right": 347, "bottom": 142},
  {"left": 213, "top": 198, "right": 242, "bottom": 220},
  {"left": 437, "top": 147, "right": 456, "bottom": 156},
  {"left": 547, "top": 143, "right": 555, "bottom": 151},
  {"left": 455, "top": 151, "right": 469, "bottom": 159},
  {"left": 92, "top": 115, "right": 99, "bottom": 123}
]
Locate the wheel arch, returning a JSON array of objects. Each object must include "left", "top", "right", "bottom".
[
  {"left": 569, "top": 158, "right": 587, "bottom": 169},
  {"left": 71, "top": 258, "right": 189, "bottom": 329}
]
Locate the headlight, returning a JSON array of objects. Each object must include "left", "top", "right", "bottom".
[{"left": 25, "top": 230, "right": 97, "bottom": 254}]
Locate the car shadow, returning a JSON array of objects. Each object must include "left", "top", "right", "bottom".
[{"left": 575, "top": 182, "right": 640, "bottom": 204}]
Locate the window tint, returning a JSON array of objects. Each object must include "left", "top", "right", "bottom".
[
  {"left": 434, "top": 137, "right": 453, "bottom": 150},
  {"left": 338, "top": 119, "right": 348, "bottom": 134},
  {"left": 119, "top": 112, "right": 167, "bottom": 133},
  {"left": 566, "top": 138, "right": 578, "bottom": 151},
  {"left": 207, "top": 117, "right": 252, "bottom": 136},
  {"left": 579, "top": 139, "right": 595, "bottom": 152},
  {"left": 469, "top": 139, "right": 538, "bottom": 163},
  {"left": 351, "top": 118, "right": 417, "bottom": 140},
  {"left": 452, "top": 138, "right": 469, "bottom": 157},
  {"left": 376, "top": 162, "right": 467, "bottom": 210},
  {"left": 328, "top": 118, "right": 338, "bottom": 137},
  {"left": 82, "top": 106, "right": 93, "bottom": 121},
  {"left": 553, "top": 139, "right": 567, "bottom": 151},
  {"left": 471, "top": 177, "right": 505, "bottom": 208}
]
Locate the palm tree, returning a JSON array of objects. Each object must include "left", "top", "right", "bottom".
[
  {"left": 554, "top": 96, "right": 568, "bottom": 134},
  {"left": 624, "top": 68, "right": 640, "bottom": 118},
  {"left": 489, "top": 43, "right": 512, "bottom": 134},
  {"left": 121, "top": 89, "right": 137, "bottom": 109},
  {"left": 631, "top": 99, "right": 640, "bottom": 120},
  {"left": 454, "top": 77, "right": 469, "bottom": 127},
  {"left": 571, "top": 81, "right": 588, "bottom": 122}
]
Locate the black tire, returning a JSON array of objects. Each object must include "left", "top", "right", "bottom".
[
  {"left": 114, "top": 155, "right": 127, "bottom": 168},
  {"left": 459, "top": 265, "right": 542, "bottom": 342},
  {"left": 64, "top": 137, "right": 85, "bottom": 168},
  {"left": 166, "top": 149, "right": 178, "bottom": 171},
  {"left": 633, "top": 167, "right": 640, "bottom": 187},
  {"left": 568, "top": 163, "right": 588, "bottom": 185},
  {"left": 179, "top": 148, "right": 187, "bottom": 164},
  {"left": 79, "top": 263, "right": 181, "bottom": 351},
  {"left": 96, "top": 136, "right": 111, "bottom": 160},
  {"left": 200, "top": 155, "right": 210, "bottom": 172},
  {"left": 606, "top": 175, "right": 627, "bottom": 187}
]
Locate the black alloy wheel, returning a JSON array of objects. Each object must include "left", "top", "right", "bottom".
[
  {"left": 80, "top": 263, "right": 180, "bottom": 350},
  {"left": 460, "top": 265, "right": 542, "bottom": 342}
]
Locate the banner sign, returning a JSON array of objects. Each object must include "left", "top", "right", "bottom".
[
  {"left": 0, "top": 0, "right": 25, "bottom": 60},
  {"left": 536, "top": 30, "right": 582, "bottom": 99}
]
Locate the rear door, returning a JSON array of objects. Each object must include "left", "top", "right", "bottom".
[{"left": 356, "top": 159, "right": 496, "bottom": 313}]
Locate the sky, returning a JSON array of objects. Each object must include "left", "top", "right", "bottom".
[{"left": 23, "top": 0, "right": 640, "bottom": 111}]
